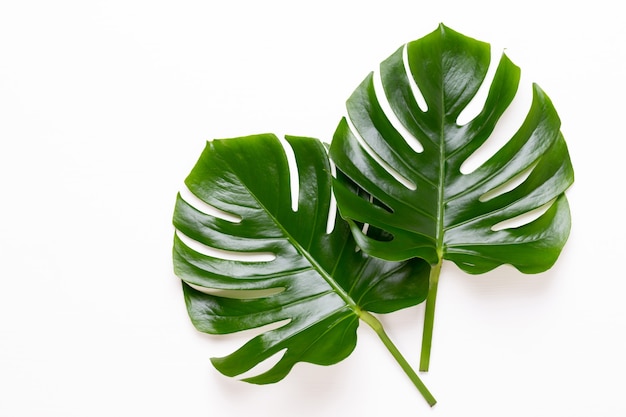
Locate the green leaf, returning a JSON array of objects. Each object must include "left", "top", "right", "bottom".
[
  {"left": 329, "top": 24, "right": 574, "bottom": 370},
  {"left": 172, "top": 134, "right": 435, "bottom": 404}
]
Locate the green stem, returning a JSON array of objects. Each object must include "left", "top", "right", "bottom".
[
  {"left": 360, "top": 311, "right": 437, "bottom": 407},
  {"left": 419, "top": 259, "right": 442, "bottom": 372}
]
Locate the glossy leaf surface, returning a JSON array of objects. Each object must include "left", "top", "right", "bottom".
[
  {"left": 330, "top": 24, "right": 574, "bottom": 273},
  {"left": 172, "top": 134, "right": 429, "bottom": 384}
]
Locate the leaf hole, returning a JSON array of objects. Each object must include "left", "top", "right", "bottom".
[
  {"left": 354, "top": 224, "right": 394, "bottom": 253},
  {"left": 278, "top": 136, "right": 300, "bottom": 212},
  {"left": 365, "top": 224, "right": 394, "bottom": 242},
  {"left": 345, "top": 116, "right": 417, "bottom": 191},
  {"left": 490, "top": 198, "right": 555, "bottom": 231},
  {"left": 402, "top": 43, "right": 428, "bottom": 113},
  {"left": 373, "top": 67, "right": 423, "bottom": 153},
  {"left": 179, "top": 185, "right": 242, "bottom": 223},
  {"left": 326, "top": 159, "right": 338, "bottom": 234},
  {"left": 371, "top": 193, "right": 393, "bottom": 214},
  {"left": 176, "top": 230, "right": 276, "bottom": 262},
  {"left": 459, "top": 72, "right": 533, "bottom": 175},
  {"left": 456, "top": 46, "right": 500, "bottom": 126},
  {"left": 479, "top": 161, "right": 538, "bottom": 202},
  {"left": 187, "top": 282, "right": 285, "bottom": 300},
  {"left": 350, "top": 178, "right": 394, "bottom": 214}
]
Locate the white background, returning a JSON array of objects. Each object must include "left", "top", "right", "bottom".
[{"left": 1, "top": 1, "right": 624, "bottom": 416}]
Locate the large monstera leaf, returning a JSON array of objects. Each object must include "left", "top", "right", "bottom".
[
  {"left": 329, "top": 24, "right": 574, "bottom": 369},
  {"left": 172, "top": 134, "right": 434, "bottom": 403}
]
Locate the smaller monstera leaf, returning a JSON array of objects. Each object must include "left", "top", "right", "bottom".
[
  {"left": 330, "top": 24, "right": 574, "bottom": 274},
  {"left": 172, "top": 134, "right": 430, "bottom": 386}
]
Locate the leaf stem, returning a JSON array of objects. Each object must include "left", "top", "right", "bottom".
[
  {"left": 419, "top": 259, "right": 442, "bottom": 372},
  {"left": 360, "top": 311, "right": 437, "bottom": 407}
]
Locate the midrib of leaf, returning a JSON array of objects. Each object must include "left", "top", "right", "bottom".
[
  {"left": 419, "top": 46, "right": 449, "bottom": 372},
  {"left": 436, "top": 72, "right": 446, "bottom": 259}
]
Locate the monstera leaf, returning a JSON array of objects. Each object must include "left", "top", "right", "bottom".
[
  {"left": 329, "top": 24, "right": 574, "bottom": 370},
  {"left": 172, "top": 134, "right": 435, "bottom": 405}
]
